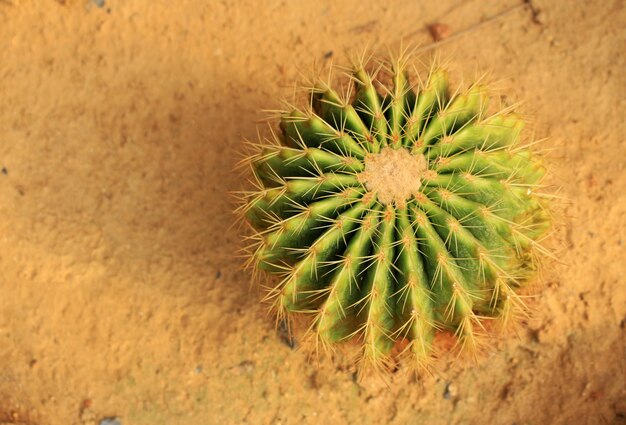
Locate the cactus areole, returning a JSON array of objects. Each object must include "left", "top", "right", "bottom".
[{"left": 240, "top": 54, "right": 551, "bottom": 369}]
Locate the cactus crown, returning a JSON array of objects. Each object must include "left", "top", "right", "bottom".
[{"left": 238, "top": 53, "right": 551, "bottom": 371}]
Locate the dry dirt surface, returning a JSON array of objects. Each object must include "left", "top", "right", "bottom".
[{"left": 0, "top": 1, "right": 624, "bottom": 424}]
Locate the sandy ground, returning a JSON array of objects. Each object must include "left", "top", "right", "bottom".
[{"left": 0, "top": 1, "right": 624, "bottom": 424}]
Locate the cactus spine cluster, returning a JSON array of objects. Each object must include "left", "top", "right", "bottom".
[{"left": 239, "top": 53, "right": 551, "bottom": 369}]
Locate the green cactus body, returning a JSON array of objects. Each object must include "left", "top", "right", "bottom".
[{"left": 241, "top": 56, "right": 551, "bottom": 368}]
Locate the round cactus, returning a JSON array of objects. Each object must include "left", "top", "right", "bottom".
[{"left": 239, "top": 54, "right": 551, "bottom": 369}]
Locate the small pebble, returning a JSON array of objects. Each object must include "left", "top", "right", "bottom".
[
  {"left": 99, "top": 418, "right": 122, "bottom": 425},
  {"left": 533, "top": 10, "right": 546, "bottom": 25},
  {"left": 443, "top": 381, "right": 457, "bottom": 399},
  {"left": 278, "top": 319, "right": 297, "bottom": 349},
  {"left": 236, "top": 360, "right": 255, "bottom": 375},
  {"left": 428, "top": 23, "right": 452, "bottom": 41},
  {"left": 91, "top": 0, "right": 105, "bottom": 7}
]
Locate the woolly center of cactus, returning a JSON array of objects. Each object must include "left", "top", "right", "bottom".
[{"left": 357, "top": 147, "right": 428, "bottom": 206}]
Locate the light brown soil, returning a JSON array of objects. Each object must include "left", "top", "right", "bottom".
[{"left": 0, "top": 1, "right": 624, "bottom": 424}]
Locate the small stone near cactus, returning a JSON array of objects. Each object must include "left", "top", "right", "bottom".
[{"left": 238, "top": 52, "right": 552, "bottom": 371}]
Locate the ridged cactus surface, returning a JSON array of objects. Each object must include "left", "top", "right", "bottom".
[{"left": 240, "top": 55, "right": 551, "bottom": 369}]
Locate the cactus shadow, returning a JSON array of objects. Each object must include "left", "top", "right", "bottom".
[{"left": 98, "top": 68, "right": 266, "bottom": 311}]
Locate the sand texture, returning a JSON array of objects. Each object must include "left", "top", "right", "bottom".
[{"left": 0, "top": 1, "right": 624, "bottom": 424}]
